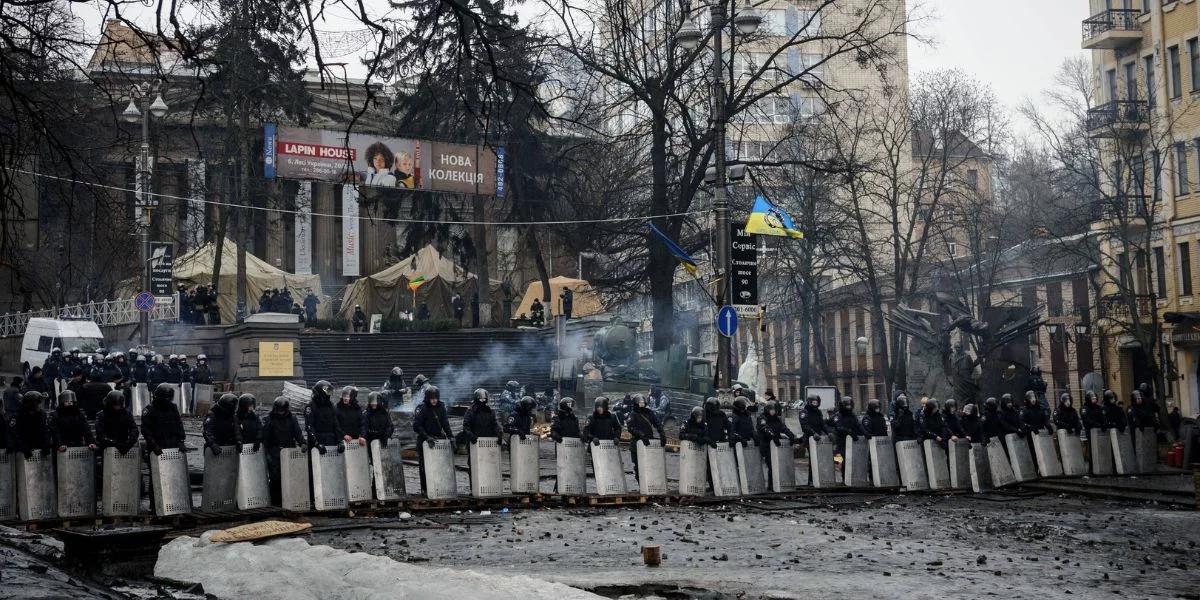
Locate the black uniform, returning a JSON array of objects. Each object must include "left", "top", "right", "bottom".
[
  {"left": 626, "top": 405, "right": 665, "bottom": 478},
  {"left": 960, "top": 408, "right": 984, "bottom": 443},
  {"left": 237, "top": 402, "right": 263, "bottom": 449},
  {"left": 77, "top": 380, "right": 113, "bottom": 420},
  {"left": 702, "top": 400, "right": 732, "bottom": 447},
  {"left": 832, "top": 405, "right": 864, "bottom": 453},
  {"left": 1020, "top": 396, "right": 1053, "bottom": 435},
  {"left": 95, "top": 396, "right": 139, "bottom": 453},
  {"left": 1054, "top": 399, "right": 1083, "bottom": 435},
  {"left": 262, "top": 400, "right": 306, "bottom": 505},
  {"left": 891, "top": 405, "right": 918, "bottom": 442},
  {"left": 943, "top": 406, "right": 966, "bottom": 439},
  {"left": 335, "top": 398, "right": 365, "bottom": 440},
  {"left": 799, "top": 402, "right": 829, "bottom": 441},
  {"left": 583, "top": 404, "right": 621, "bottom": 445},
  {"left": 304, "top": 386, "right": 343, "bottom": 450},
  {"left": 411, "top": 392, "right": 452, "bottom": 494},
  {"left": 461, "top": 400, "right": 502, "bottom": 443},
  {"left": 1129, "top": 399, "right": 1157, "bottom": 430},
  {"left": 13, "top": 394, "right": 52, "bottom": 457},
  {"left": 504, "top": 401, "right": 536, "bottom": 440},
  {"left": 729, "top": 401, "right": 758, "bottom": 446},
  {"left": 1102, "top": 396, "right": 1127, "bottom": 433},
  {"left": 918, "top": 405, "right": 947, "bottom": 445},
  {"left": 202, "top": 400, "right": 241, "bottom": 453},
  {"left": 998, "top": 399, "right": 1024, "bottom": 438},
  {"left": 364, "top": 403, "right": 394, "bottom": 445},
  {"left": 192, "top": 362, "right": 213, "bottom": 385},
  {"left": 50, "top": 394, "right": 95, "bottom": 448},
  {"left": 861, "top": 406, "right": 888, "bottom": 438},
  {"left": 141, "top": 387, "right": 186, "bottom": 454},
  {"left": 550, "top": 404, "right": 581, "bottom": 442},
  {"left": 680, "top": 408, "right": 708, "bottom": 444},
  {"left": 756, "top": 405, "right": 795, "bottom": 447},
  {"left": 981, "top": 401, "right": 1004, "bottom": 443},
  {"left": 1081, "top": 396, "right": 1106, "bottom": 431}
]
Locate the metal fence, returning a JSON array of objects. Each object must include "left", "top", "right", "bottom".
[{"left": 0, "top": 295, "right": 180, "bottom": 338}]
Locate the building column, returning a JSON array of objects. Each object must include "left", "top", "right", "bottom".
[{"left": 311, "top": 182, "right": 336, "bottom": 287}]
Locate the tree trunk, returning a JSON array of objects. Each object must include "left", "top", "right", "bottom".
[
  {"left": 472, "top": 194, "right": 491, "bottom": 325},
  {"left": 524, "top": 226, "right": 551, "bottom": 304},
  {"left": 648, "top": 103, "right": 675, "bottom": 353},
  {"left": 235, "top": 105, "right": 250, "bottom": 319}
]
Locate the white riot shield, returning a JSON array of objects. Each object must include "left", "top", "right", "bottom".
[
  {"left": 843, "top": 437, "right": 871, "bottom": 488},
  {"left": 1134, "top": 427, "right": 1157, "bottom": 473},
  {"left": 968, "top": 443, "right": 993, "bottom": 493},
  {"left": 181, "top": 383, "right": 194, "bottom": 415},
  {"left": 1110, "top": 429, "right": 1138, "bottom": 475},
  {"left": 678, "top": 441, "right": 709, "bottom": 495},
  {"left": 53, "top": 379, "right": 65, "bottom": 400},
  {"left": 236, "top": 444, "right": 270, "bottom": 510},
  {"left": 1056, "top": 430, "right": 1088, "bottom": 477},
  {"left": 986, "top": 438, "right": 1017, "bottom": 488},
  {"left": 132, "top": 383, "right": 149, "bottom": 415},
  {"left": 555, "top": 438, "right": 586, "bottom": 495},
  {"left": 344, "top": 442, "right": 372, "bottom": 503},
  {"left": 807, "top": 437, "right": 836, "bottom": 489},
  {"left": 469, "top": 437, "right": 504, "bottom": 498},
  {"left": 164, "top": 384, "right": 182, "bottom": 412},
  {"left": 102, "top": 446, "right": 140, "bottom": 516},
  {"left": 895, "top": 440, "right": 928, "bottom": 491},
  {"left": 769, "top": 441, "right": 796, "bottom": 492},
  {"left": 311, "top": 446, "right": 349, "bottom": 510},
  {"left": 509, "top": 435, "right": 540, "bottom": 494},
  {"left": 56, "top": 447, "right": 96, "bottom": 518},
  {"left": 708, "top": 443, "right": 741, "bottom": 496},
  {"left": 192, "top": 384, "right": 214, "bottom": 415},
  {"left": 1032, "top": 432, "right": 1063, "bottom": 478},
  {"left": 868, "top": 437, "right": 900, "bottom": 488},
  {"left": 150, "top": 448, "right": 192, "bottom": 516},
  {"left": 201, "top": 445, "right": 239, "bottom": 512},
  {"left": 370, "top": 440, "right": 406, "bottom": 501},
  {"left": 736, "top": 441, "right": 768, "bottom": 495},
  {"left": 635, "top": 440, "right": 668, "bottom": 496},
  {"left": 17, "top": 450, "right": 56, "bottom": 520},
  {"left": 922, "top": 441, "right": 950, "bottom": 490},
  {"left": 0, "top": 450, "right": 14, "bottom": 520},
  {"left": 422, "top": 439, "right": 457, "bottom": 500},
  {"left": 1004, "top": 434, "right": 1038, "bottom": 482},
  {"left": 948, "top": 439, "right": 972, "bottom": 489},
  {"left": 280, "top": 447, "right": 312, "bottom": 511},
  {"left": 590, "top": 439, "right": 626, "bottom": 496},
  {"left": 1089, "top": 428, "right": 1114, "bottom": 475}
]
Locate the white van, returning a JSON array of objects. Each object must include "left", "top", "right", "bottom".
[{"left": 20, "top": 318, "right": 104, "bottom": 370}]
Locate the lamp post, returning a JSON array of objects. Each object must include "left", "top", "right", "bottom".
[
  {"left": 675, "top": 0, "right": 761, "bottom": 389},
  {"left": 122, "top": 84, "right": 169, "bottom": 346}
]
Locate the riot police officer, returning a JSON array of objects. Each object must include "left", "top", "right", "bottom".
[
  {"left": 461, "top": 388, "right": 502, "bottom": 446},
  {"left": 237, "top": 394, "right": 262, "bottom": 450},
  {"left": 364, "top": 392, "right": 394, "bottom": 446},
  {"left": 1021, "top": 390, "right": 1053, "bottom": 436},
  {"left": 202, "top": 394, "right": 241, "bottom": 455},
  {"left": 13, "top": 392, "right": 52, "bottom": 458},
  {"left": 550, "top": 397, "right": 581, "bottom": 443},
  {"left": 141, "top": 383, "right": 186, "bottom": 456},
  {"left": 262, "top": 397, "right": 305, "bottom": 505},
  {"left": 799, "top": 395, "right": 829, "bottom": 442},
  {"left": 832, "top": 397, "right": 864, "bottom": 454},
  {"left": 504, "top": 396, "right": 537, "bottom": 441},
  {"left": 304, "top": 381, "right": 343, "bottom": 454},
  {"left": 50, "top": 390, "right": 95, "bottom": 450},
  {"left": 890, "top": 395, "right": 918, "bottom": 442},
  {"left": 583, "top": 397, "right": 621, "bottom": 446},
  {"left": 411, "top": 386, "right": 452, "bottom": 494},
  {"left": 626, "top": 394, "right": 666, "bottom": 479},
  {"left": 861, "top": 399, "right": 888, "bottom": 438},
  {"left": 1054, "top": 392, "right": 1083, "bottom": 436},
  {"left": 335, "top": 386, "right": 366, "bottom": 447},
  {"left": 96, "top": 390, "right": 139, "bottom": 454},
  {"left": 703, "top": 397, "right": 732, "bottom": 448}
]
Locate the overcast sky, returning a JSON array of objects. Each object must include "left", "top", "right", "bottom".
[{"left": 909, "top": 0, "right": 1088, "bottom": 113}]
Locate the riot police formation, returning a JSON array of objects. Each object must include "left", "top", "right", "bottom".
[{"left": 626, "top": 394, "right": 666, "bottom": 478}]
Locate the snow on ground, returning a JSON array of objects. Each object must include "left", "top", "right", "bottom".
[{"left": 154, "top": 532, "right": 604, "bottom": 600}]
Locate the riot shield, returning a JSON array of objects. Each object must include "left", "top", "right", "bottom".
[
  {"left": 17, "top": 450, "right": 56, "bottom": 520},
  {"left": 922, "top": 440, "right": 950, "bottom": 490},
  {"left": 555, "top": 438, "right": 586, "bottom": 495},
  {"left": 678, "top": 441, "right": 709, "bottom": 495},
  {"left": 102, "top": 446, "right": 140, "bottom": 516},
  {"left": 236, "top": 444, "right": 271, "bottom": 510},
  {"left": 843, "top": 437, "right": 871, "bottom": 488},
  {"left": 807, "top": 436, "right": 836, "bottom": 489},
  {"left": 132, "top": 383, "right": 149, "bottom": 415},
  {"left": 1056, "top": 430, "right": 1088, "bottom": 477},
  {"left": 150, "top": 448, "right": 192, "bottom": 516},
  {"left": 1110, "top": 429, "right": 1137, "bottom": 475},
  {"left": 192, "top": 384, "right": 214, "bottom": 415},
  {"left": 280, "top": 447, "right": 312, "bottom": 511},
  {"left": 1004, "top": 434, "right": 1037, "bottom": 482},
  {"left": 736, "top": 441, "right": 768, "bottom": 495},
  {"left": 0, "top": 450, "right": 14, "bottom": 520},
  {"left": 1032, "top": 432, "right": 1063, "bottom": 478},
  {"left": 344, "top": 441, "right": 372, "bottom": 503},
  {"left": 986, "top": 438, "right": 1017, "bottom": 487},
  {"left": 634, "top": 439, "right": 667, "bottom": 496},
  {"left": 948, "top": 439, "right": 971, "bottom": 489},
  {"left": 422, "top": 439, "right": 457, "bottom": 499},
  {"left": 370, "top": 440, "right": 406, "bottom": 501},
  {"left": 468, "top": 437, "right": 504, "bottom": 498},
  {"left": 1089, "top": 428, "right": 1114, "bottom": 475},
  {"left": 181, "top": 383, "right": 194, "bottom": 415},
  {"left": 868, "top": 437, "right": 900, "bottom": 488},
  {"left": 968, "top": 443, "right": 993, "bottom": 493},
  {"left": 56, "top": 446, "right": 96, "bottom": 518},
  {"left": 164, "top": 384, "right": 182, "bottom": 412},
  {"left": 895, "top": 440, "right": 928, "bottom": 491},
  {"left": 589, "top": 439, "right": 626, "bottom": 496},
  {"left": 311, "top": 446, "right": 349, "bottom": 510},
  {"left": 508, "top": 435, "right": 540, "bottom": 495},
  {"left": 201, "top": 445, "right": 239, "bottom": 512},
  {"left": 708, "top": 443, "right": 741, "bottom": 496},
  {"left": 1134, "top": 427, "right": 1156, "bottom": 473},
  {"left": 768, "top": 441, "right": 796, "bottom": 492}
]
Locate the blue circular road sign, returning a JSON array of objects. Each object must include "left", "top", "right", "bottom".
[
  {"left": 716, "top": 306, "right": 739, "bottom": 337},
  {"left": 135, "top": 291, "right": 156, "bottom": 313}
]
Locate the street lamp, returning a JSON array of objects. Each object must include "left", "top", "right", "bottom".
[
  {"left": 674, "top": 0, "right": 760, "bottom": 389},
  {"left": 121, "top": 84, "right": 169, "bottom": 346}
]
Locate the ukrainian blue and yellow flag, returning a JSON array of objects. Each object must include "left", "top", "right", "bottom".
[
  {"left": 745, "top": 196, "right": 803, "bottom": 239},
  {"left": 647, "top": 222, "right": 699, "bottom": 275}
]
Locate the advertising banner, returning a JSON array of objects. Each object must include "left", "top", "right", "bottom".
[
  {"left": 149, "top": 242, "right": 174, "bottom": 296},
  {"left": 730, "top": 222, "right": 758, "bottom": 306},
  {"left": 263, "top": 124, "right": 502, "bottom": 197},
  {"left": 342, "top": 184, "right": 360, "bottom": 277}
]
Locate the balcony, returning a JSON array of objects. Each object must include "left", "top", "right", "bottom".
[
  {"left": 1086, "top": 100, "right": 1150, "bottom": 138},
  {"left": 1082, "top": 8, "right": 1144, "bottom": 50},
  {"left": 1091, "top": 194, "right": 1152, "bottom": 222}
]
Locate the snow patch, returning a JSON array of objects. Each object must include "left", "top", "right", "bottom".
[{"left": 155, "top": 534, "right": 603, "bottom": 600}]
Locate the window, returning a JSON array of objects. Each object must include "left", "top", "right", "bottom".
[
  {"left": 1170, "top": 45, "right": 1182, "bottom": 99},
  {"left": 1180, "top": 242, "right": 1194, "bottom": 296},
  {"left": 1191, "top": 38, "right": 1200, "bottom": 92},
  {"left": 1155, "top": 246, "right": 1167, "bottom": 298},
  {"left": 1047, "top": 282, "right": 1063, "bottom": 317},
  {"left": 733, "top": 52, "right": 782, "bottom": 79},
  {"left": 966, "top": 169, "right": 979, "bottom": 190},
  {"left": 1125, "top": 62, "right": 1138, "bottom": 101},
  {"left": 1118, "top": 252, "right": 1131, "bottom": 290},
  {"left": 947, "top": 242, "right": 958, "bottom": 257},
  {"left": 749, "top": 96, "right": 792, "bottom": 124},
  {"left": 36, "top": 336, "right": 52, "bottom": 353},
  {"left": 1177, "top": 142, "right": 1190, "bottom": 194},
  {"left": 1145, "top": 55, "right": 1157, "bottom": 108},
  {"left": 1107, "top": 69, "right": 1119, "bottom": 103}
]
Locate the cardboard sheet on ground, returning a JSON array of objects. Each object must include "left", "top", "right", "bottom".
[
  {"left": 555, "top": 438, "right": 586, "bottom": 495},
  {"left": 56, "top": 446, "right": 95, "bottom": 518},
  {"left": 102, "top": 446, "right": 140, "bottom": 516}
]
